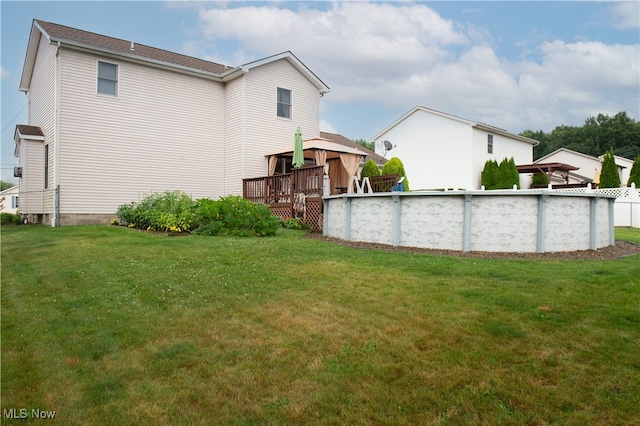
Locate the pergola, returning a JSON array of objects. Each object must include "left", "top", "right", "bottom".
[{"left": 516, "top": 162, "right": 580, "bottom": 186}]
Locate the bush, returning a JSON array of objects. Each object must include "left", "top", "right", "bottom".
[
  {"left": 482, "top": 158, "right": 519, "bottom": 189},
  {"left": 193, "top": 196, "right": 281, "bottom": 237},
  {"left": 360, "top": 159, "right": 381, "bottom": 179},
  {"left": 282, "top": 218, "right": 309, "bottom": 230},
  {"left": 599, "top": 148, "right": 621, "bottom": 188},
  {"left": 532, "top": 172, "right": 549, "bottom": 186},
  {"left": 381, "top": 157, "right": 409, "bottom": 191},
  {"left": 116, "top": 191, "right": 193, "bottom": 232},
  {"left": 481, "top": 160, "right": 499, "bottom": 189},
  {"left": 1, "top": 212, "right": 22, "bottom": 225},
  {"left": 627, "top": 156, "right": 640, "bottom": 187}
]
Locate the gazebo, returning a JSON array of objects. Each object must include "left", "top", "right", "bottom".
[
  {"left": 242, "top": 137, "right": 368, "bottom": 230},
  {"left": 264, "top": 137, "right": 366, "bottom": 195}
]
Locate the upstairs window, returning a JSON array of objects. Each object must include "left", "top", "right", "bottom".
[
  {"left": 97, "top": 61, "right": 118, "bottom": 96},
  {"left": 487, "top": 134, "right": 494, "bottom": 154},
  {"left": 277, "top": 88, "right": 291, "bottom": 119}
]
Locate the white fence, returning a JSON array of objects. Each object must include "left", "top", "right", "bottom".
[{"left": 553, "top": 184, "right": 639, "bottom": 228}]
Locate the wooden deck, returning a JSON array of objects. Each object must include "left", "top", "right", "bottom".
[
  {"left": 243, "top": 166, "right": 325, "bottom": 231},
  {"left": 243, "top": 168, "right": 401, "bottom": 231}
]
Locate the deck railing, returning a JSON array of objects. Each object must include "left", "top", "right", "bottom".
[
  {"left": 369, "top": 174, "right": 399, "bottom": 193},
  {"left": 243, "top": 166, "right": 325, "bottom": 230}
]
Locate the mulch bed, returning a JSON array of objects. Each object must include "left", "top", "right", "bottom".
[{"left": 305, "top": 233, "right": 640, "bottom": 260}]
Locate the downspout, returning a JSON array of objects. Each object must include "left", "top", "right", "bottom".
[{"left": 53, "top": 41, "right": 61, "bottom": 226}]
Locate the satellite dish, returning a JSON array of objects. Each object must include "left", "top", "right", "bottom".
[{"left": 378, "top": 140, "right": 394, "bottom": 157}]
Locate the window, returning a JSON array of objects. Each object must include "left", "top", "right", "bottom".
[
  {"left": 44, "top": 145, "right": 49, "bottom": 189},
  {"left": 277, "top": 88, "right": 291, "bottom": 119},
  {"left": 98, "top": 61, "right": 118, "bottom": 96},
  {"left": 487, "top": 134, "right": 494, "bottom": 154},
  {"left": 12, "top": 196, "right": 19, "bottom": 209}
]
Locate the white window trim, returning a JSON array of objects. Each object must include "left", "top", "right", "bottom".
[
  {"left": 276, "top": 87, "right": 292, "bottom": 120},
  {"left": 96, "top": 60, "right": 119, "bottom": 98}
]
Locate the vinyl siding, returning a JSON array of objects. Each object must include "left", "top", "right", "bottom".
[
  {"left": 24, "top": 36, "right": 56, "bottom": 194},
  {"left": 223, "top": 58, "right": 321, "bottom": 195},
  {"left": 471, "top": 129, "right": 533, "bottom": 189},
  {"left": 57, "top": 48, "right": 226, "bottom": 214},
  {"left": 223, "top": 77, "right": 245, "bottom": 195},
  {"left": 375, "top": 110, "right": 474, "bottom": 190}
]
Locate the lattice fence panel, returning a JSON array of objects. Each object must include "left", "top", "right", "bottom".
[{"left": 303, "top": 199, "right": 323, "bottom": 231}]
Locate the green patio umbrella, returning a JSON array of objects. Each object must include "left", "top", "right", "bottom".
[{"left": 292, "top": 127, "right": 304, "bottom": 168}]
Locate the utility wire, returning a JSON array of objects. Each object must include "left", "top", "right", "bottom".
[{"left": 1, "top": 102, "right": 28, "bottom": 133}]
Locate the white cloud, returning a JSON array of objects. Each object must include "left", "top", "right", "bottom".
[
  {"left": 0, "top": 67, "right": 9, "bottom": 79},
  {"left": 192, "top": 2, "right": 639, "bottom": 133},
  {"left": 608, "top": 2, "right": 640, "bottom": 30}
]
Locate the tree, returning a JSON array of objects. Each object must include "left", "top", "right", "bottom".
[
  {"left": 599, "top": 149, "right": 621, "bottom": 188},
  {"left": 353, "top": 138, "right": 375, "bottom": 151},
  {"left": 481, "top": 159, "right": 499, "bottom": 189},
  {"left": 627, "top": 156, "right": 640, "bottom": 187},
  {"left": 0, "top": 180, "right": 15, "bottom": 191},
  {"left": 526, "top": 111, "right": 640, "bottom": 161},
  {"left": 381, "top": 157, "right": 409, "bottom": 191},
  {"left": 360, "top": 159, "right": 380, "bottom": 179}
]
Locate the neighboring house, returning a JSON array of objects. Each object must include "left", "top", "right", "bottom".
[
  {"left": 371, "top": 106, "right": 539, "bottom": 190},
  {"left": 0, "top": 185, "right": 20, "bottom": 215},
  {"left": 15, "top": 19, "right": 329, "bottom": 225},
  {"left": 534, "top": 148, "right": 630, "bottom": 187}
]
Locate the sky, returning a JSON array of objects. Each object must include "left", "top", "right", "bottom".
[{"left": 1, "top": 1, "right": 639, "bottom": 183}]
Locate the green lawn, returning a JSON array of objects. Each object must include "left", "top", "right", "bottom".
[{"left": 2, "top": 225, "right": 639, "bottom": 425}]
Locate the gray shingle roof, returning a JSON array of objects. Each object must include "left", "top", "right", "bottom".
[
  {"left": 320, "top": 132, "right": 387, "bottom": 165},
  {"left": 35, "top": 20, "right": 230, "bottom": 75}
]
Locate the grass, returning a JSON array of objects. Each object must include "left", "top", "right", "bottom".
[{"left": 1, "top": 225, "right": 639, "bottom": 425}]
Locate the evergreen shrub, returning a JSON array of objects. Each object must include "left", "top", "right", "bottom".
[
  {"left": 381, "top": 157, "right": 409, "bottom": 191},
  {"left": 599, "top": 149, "right": 621, "bottom": 188}
]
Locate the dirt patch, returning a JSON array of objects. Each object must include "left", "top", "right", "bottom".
[{"left": 305, "top": 233, "right": 640, "bottom": 260}]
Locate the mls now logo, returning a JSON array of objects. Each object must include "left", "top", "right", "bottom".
[{"left": 3, "top": 408, "right": 56, "bottom": 419}]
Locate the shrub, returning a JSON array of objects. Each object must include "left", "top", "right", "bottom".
[
  {"left": 482, "top": 158, "right": 519, "bottom": 189},
  {"left": 381, "top": 157, "right": 409, "bottom": 191},
  {"left": 599, "top": 148, "right": 621, "bottom": 188},
  {"left": 498, "top": 157, "right": 520, "bottom": 189},
  {"left": 627, "top": 156, "right": 640, "bottom": 187},
  {"left": 481, "top": 160, "right": 499, "bottom": 189},
  {"left": 360, "top": 159, "right": 381, "bottom": 179},
  {"left": 193, "top": 196, "right": 281, "bottom": 237},
  {"left": 532, "top": 172, "right": 549, "bottom": 186},
  {"left": 116, "top": 191, "right": 193, "bottom": 232},
  {"left": 1, "top": 212, "right": 22, "bottom": 225},
  {"left": 282, "top": 218, "right": 309, "bottom": 230}
]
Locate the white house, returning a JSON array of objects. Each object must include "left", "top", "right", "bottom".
[
  {"left": 15, "top": 19, "right": 329, "bottom": 225},
  {"left": 0, "top": 185, "right": 20, "bottom": 215},
  {"left": 534, "top": 148, "right": 631, "bottom": 187},
  {"left": 372, "top": 106, "right": 539, "bottom": 190}
]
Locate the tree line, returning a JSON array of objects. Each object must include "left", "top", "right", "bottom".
[{"left": 521, "top": 111, "right": 640, "bottom": 161}]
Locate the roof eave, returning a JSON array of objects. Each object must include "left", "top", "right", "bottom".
[
  {"left": 54, "top": 39, "right": 225, "bottom": 81},
  {"left": 473, "top": 123, "right": 539, "bottom": 146},
  {"left": 19, "top": 20, "right": 47, "bottom": 92},
  {"left": 239, "top": 51, "right": 330, "bottom": 94}
]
